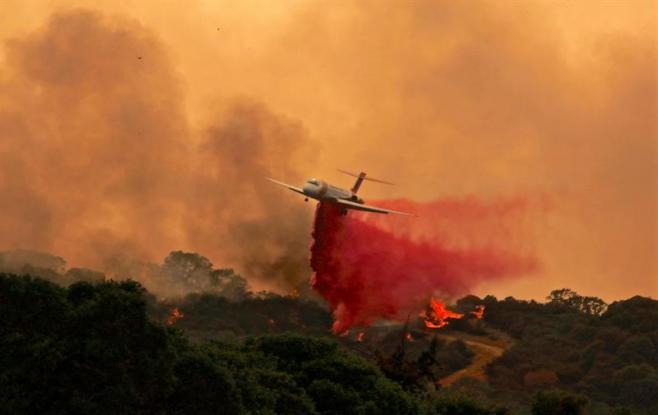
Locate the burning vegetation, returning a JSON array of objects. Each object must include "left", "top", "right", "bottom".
[
  {"left": 166, "top": 308, "right": 184, "bottom": 326},
  {"left": 471, "top": 305, "right": 485, "bottom": 319},
  {"left": 423, "top": 299, "right": 464, "bottom": 329},
  {"left": 421, "top": 299, "right": 485, "bottom": 329}
]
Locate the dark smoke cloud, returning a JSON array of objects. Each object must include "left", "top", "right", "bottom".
[
  {"left": 0, "top": 10, "right": 315, "bottom": 294},
  {"left": 186, "top": 100, "right": 316, "bottom": 291}
]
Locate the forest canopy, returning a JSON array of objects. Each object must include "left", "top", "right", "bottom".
[{"left": 1, "top": 264, "right": 657, "bottom": 414}]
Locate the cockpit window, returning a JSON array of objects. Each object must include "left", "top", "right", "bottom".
[{"left": 308, "top": 178, "right": 319, "bottom": 185}]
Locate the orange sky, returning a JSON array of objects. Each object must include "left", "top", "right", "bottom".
[{"left": 0, "top": 1, "right": 656, "bottom": 301}]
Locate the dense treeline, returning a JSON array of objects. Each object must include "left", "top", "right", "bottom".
[
  {"left": 0, "top": 249, "right": 479, "bottom": 384},
  {"left": 0, "top": 249, "right": 249, "bottom": 299},
  {"left": 2, "top": 248, "right": 657, "bottom": 414},
  {"left": 153, "top": 291, "right": 333, "bottom": 341},
  {"left": 477, "top": 291, "right": 658, "bottom": 414},
  {"left": 0, "top": 274, "right": 505, "bottom": 415}
]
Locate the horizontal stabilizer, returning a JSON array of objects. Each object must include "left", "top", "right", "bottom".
[{"left": 337, "top": 169, "right": 394, "bottom": 185}]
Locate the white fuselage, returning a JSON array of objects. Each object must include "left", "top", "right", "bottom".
[{"left": 302, "top": 178, "right": 363, "bottom": 203}]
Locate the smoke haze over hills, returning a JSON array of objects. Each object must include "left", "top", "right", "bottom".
[{"left": 0, "top": 1, "right": 655, "bottom": 299}]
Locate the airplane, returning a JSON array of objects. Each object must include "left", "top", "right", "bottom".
[{"left": 266, "top": 169, "right": 413, "bottom": 215}]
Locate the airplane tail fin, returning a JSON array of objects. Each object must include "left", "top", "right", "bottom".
[{"left": 337, "top": 169, "right": 394, "bottom": 194}]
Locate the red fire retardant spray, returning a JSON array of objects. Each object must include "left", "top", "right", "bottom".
[{"left": 310, "top": 199, "right": 538, "bottom": 334}]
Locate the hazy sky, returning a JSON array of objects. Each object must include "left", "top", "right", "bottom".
[{"left": 0, "top": 0, "right": 656, "bottom": 301}]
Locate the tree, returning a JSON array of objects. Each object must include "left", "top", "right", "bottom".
[
  {"left": 162, "top": 250, "right": 215, "bottom": 290},
  {"left": 0, "top": 275, "right": 176, "bottom": 414},
  {"left": 161, "top": 251, "right": 248, "bottom": 298},
  {"left": 579, "top": 296, "right": 608, "bottom": 316},
  {"left": 168, "top": 352, "right": 244, "bottom": 415},
  {"left": 247, "top": 334, "right": 419, "bottom": 415},
  {"left": 602, "top": 296, "right": 658, "bottom": 333},
  {"left": 428, "top": 394, "right": 509, "bottom": 415},
  {"left": 547, "top": 289, "right": 607, "bottom": 316},
  {"left": 524, "top": 369, "right": 559, "bottom": 388},
  {"left": 417, "top": 336, "right": 442, "bottom": 384},
  {"left": 532, "top": 390, "right": 588, "bottom": 415}
]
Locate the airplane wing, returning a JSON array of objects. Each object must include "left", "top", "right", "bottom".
[
  {"left": 334, "top": 198, "right": 414, "bottom": 216},
  {"left": 266, "top": 177, "right": 306, "bottom": 196}
]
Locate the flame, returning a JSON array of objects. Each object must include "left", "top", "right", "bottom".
[
  {"left": 470, "top": 305, "right": 485, "bottom": 319},
  {"left": 356, "top": 331, "right": 365, "bottom": 342},
  {"left": 268, "top": 318, "right": 276, "bottom": 326},
  {"left": 424, "top": 298, "right": 463, "bottom": 329},
  {"left": 166, "top": 307, "right": 184, "bottom": 326},
  {"left": 405, "top": 332, "right": 414, "bottom": 342}
]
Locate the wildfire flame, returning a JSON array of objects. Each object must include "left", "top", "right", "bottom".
[
  {"left": 405, "top": 332, "right": 414, "bottom": 342},
  {"left": 166, "top": 307, "right": 184, "bottom": 326},
  {"left": 356, "top": 332, "right": 365, "bottom": 342},
  {"left": 424, "top": 298, "right": 463, "bottom": 329},
  {"left": 470, "top": 304, "right": 485, "bottom": 319}
]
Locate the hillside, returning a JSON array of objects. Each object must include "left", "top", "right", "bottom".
[{"left": 1, "top": 263, "right": 657, "bottom": 414}]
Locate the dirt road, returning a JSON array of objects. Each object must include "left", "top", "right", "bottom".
[{"left": 437, "top": 330, "right": 512, "bottom": 387}]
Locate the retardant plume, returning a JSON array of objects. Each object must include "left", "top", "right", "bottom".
[
  {"left": 353, "top": 197, "right": 544, "bottom": 256},
  {"left": 310, "top": 201, "right": 536, "bottom": 333}
]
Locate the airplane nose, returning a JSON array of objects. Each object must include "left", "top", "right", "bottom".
[{"left": 302, "top": 182, "right": 317, "bottom": 196}]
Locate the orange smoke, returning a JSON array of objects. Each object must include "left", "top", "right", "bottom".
[
  {"left": 0, "top": 2, "right": 655, "bottom": 302},
  {"left": 424, "top": 298, "right": 464, "bottom": 329},
  {"left": 166, "top": 308, "right": 184, "bottom": 326},
  {"left": 0, "top": 10, "right": 315, "bottom": 295}
]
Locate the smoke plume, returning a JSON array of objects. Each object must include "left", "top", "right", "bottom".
[
  {"left": 0, "top": 10, "right": 315, "bottom": 294},
  {"left": 185, "top": 101, "right": 316, "bottom": 291},
  {"left": 0, "top": 1, "right": 655, "bottom": 300}
]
